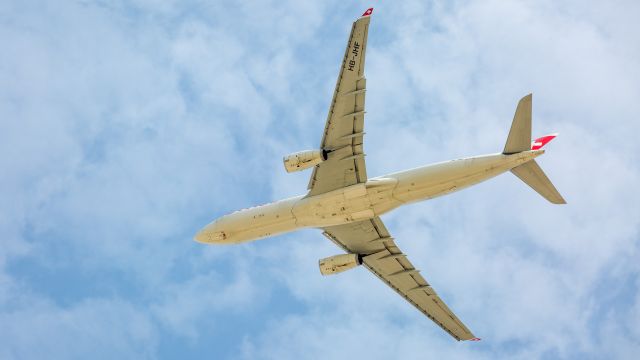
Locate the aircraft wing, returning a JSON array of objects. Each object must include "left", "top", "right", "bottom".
[
  {"left": 322, "top": 216, "right": 477, "bottom": 341},
  {"left": 307, "top": 9, "right": 372, "bottom": 196}
]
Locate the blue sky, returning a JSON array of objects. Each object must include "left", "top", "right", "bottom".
[{"left": 2, "top": 0, "right": 639, "bottom": 358}]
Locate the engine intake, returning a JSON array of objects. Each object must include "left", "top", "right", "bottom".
[
  {"left": 283, "top": 150, "right": 327, "bottom": 173},
  {"left": 319, "top": 253, "right": 361, "bottom": 276}
]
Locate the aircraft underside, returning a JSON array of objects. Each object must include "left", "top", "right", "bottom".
[
  {"left": 195, "top": 8, "right": 565, "bottom": 341},
  {"left": 196, "top": 151, "right": 542, "bottom": 245}
]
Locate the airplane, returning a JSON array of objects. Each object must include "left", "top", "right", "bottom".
[{"left": 195, "top": 8, "right": 565, "bottom": 341}]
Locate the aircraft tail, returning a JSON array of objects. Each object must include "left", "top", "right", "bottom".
[{"left": 503, "top": 94, "right": 566, "bottom": 204}]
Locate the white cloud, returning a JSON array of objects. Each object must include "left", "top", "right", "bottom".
[
  {"left": 0, "top": 296, "right": 156, "bottom": 359},
  {"left": 151, "top": 268, "right": 259, "bottom": 338},
  {"left": 1, "top": 0, "right": 639, "bottom": 358}
]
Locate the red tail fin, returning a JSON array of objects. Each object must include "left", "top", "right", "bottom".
[{"left": 531, "top": 133, "right": 558, "bottom": 150}]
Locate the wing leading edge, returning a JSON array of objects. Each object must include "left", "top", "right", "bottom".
[
  {"left": 322, "top": 217, "right": 477, "bottom": 341},
  {"left": 307, "top": 10, "right": 372, "bottom": 196}
]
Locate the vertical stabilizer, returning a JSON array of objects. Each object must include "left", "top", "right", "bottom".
[{"left": 503, "top": 94, "right": 532, "bottom": 154}]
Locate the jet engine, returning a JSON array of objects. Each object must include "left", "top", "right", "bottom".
[
  {"left": 283, "top": 150, "right": 327, "bottom": 173},
  {"left": 319, "top": 253, "right": 361, "bottom": 276}
]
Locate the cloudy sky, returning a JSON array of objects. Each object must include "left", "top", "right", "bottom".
[{"left": 2, "top": 0, "right": 639, "bottom": 358}]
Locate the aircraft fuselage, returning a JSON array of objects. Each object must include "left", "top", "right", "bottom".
[{"left": 195, "top": 150, "right": 543, "bottom": 244}]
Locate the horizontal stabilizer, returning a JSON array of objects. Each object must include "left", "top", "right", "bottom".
[{"left": 511, "top": 160, "right": 566, "bottom": 204}]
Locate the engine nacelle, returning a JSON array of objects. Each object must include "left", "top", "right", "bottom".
[
  {"left": 319, "top": 253, "right": 361, "bottom": 276},
  {"left": 283, "top": 150, "right": 327, "bottom": 173}
]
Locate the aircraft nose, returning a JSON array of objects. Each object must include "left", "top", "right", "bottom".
[
  {"left": 194, "top": 220, "right": 228, "bottom": 244},
  {"left": 194, "top": 229, "right": 210, "bottom": 244}
]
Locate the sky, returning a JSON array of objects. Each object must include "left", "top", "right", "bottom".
[{"left": 1, "top": 0, "right": 639, "bottom": 359}]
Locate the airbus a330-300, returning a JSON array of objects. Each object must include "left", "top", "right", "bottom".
[{"left": 195, "top": 8, "right": 565, "bottom": 341}]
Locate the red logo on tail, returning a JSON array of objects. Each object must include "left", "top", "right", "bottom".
[
  {"left": 362, "top": 8, "right": 374, "bottom": 17},
  {"left": 531, "top": 133, "right": 558, "bottom": 150}
]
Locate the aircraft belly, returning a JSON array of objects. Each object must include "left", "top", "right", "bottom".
[
  {"left": 390, "top": 152, "right": 539, "bottom": 204},
  {"left": 292, "top": 182, "right": 397, "bottom": 227},
  {"left": 208, "top": 154, "right": 537, "bottom": 243},
  {"left": 294, "top": 185, "right": 368, "bottom": 227},
  {"left": 366, "top": 177, "right": 402, "bottom": 215},
  {"left": 214, "top": 196, "right": 301, "bottom": 243},
  {"left": 226, "top": 219, "right": 298, "bottom": 243},
  {"left": 208, "top": 180, "right": 401, "bottom": 244}
]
